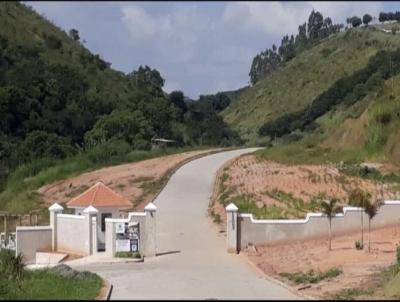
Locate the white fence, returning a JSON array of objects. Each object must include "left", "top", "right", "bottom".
[{"left": 226, "top": 200, "right": 400, "bottom": 253}]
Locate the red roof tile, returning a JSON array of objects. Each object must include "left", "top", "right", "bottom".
[{"left": 67, "top": 182, "right": 132, "bottom": 208}]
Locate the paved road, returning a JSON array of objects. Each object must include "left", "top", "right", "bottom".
[{"left": 71, "top": 148, "right": 301, "bottom": 300}]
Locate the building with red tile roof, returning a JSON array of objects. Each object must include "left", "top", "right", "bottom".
[{"left": 67, "top": 182, "right": 132, "bottom": 209}]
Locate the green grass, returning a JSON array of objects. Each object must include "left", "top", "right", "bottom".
[
  {"left": 5, "top": 269, "right": 102, "bottom": 300},
  {"left": 330, "top": 287, "right": 374, "bottom": 300},
  {"left": 210, "top": 210, "right": 222, "bottom": 224},
  {"left": 0, "top": 249, "right": 102, "bottom": 300},
  {"left": 256, "top": 143, "right": 370, "bottom": 165},
  {"left": 232, "top": 194, "right": 288, "bottom": 219},
  {"left": 279, "top": 267, "right": 342, "bottom": 285},
  {"left": 264, "top": 189, "right": 320, "bottom": 218},
  {"left": 115, "top": 251, "right": 141, "bottom": 259}
]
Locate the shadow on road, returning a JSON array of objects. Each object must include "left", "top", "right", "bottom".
[{"left": 156, "top": 250, "right": 181, "bottom": 257}]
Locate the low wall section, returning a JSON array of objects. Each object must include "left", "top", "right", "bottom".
[
  {"left": 226, "top": 201, "right": 400, "bottom": 252},
  {"left": 15, "top": 226, "right": 52, "bottom": 264},
  {"left": 56, "top": 214, "right": 89, "bottom": 255}
]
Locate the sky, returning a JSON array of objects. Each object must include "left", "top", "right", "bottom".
[{"left": 26, "top": 1, "right": 398, "bottom": 99}]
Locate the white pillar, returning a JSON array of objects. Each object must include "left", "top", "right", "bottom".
[
  {"left": 83, "top": 206, "right": 98, "bottom": 255},
  {"left": 91, "top": 216, "right": 98, "bottom": 255},
  {"left": 144, "top": 202, "right": 157, "bottom": 257},
  {"left": 226, "top": 203, "right": 239, "bottom": 254},
  {"left": 48, "top": 203, "right": 63, "bottom": 252},
  {"left": 105, "top": 220, "right": 116, "bottom": 257}
]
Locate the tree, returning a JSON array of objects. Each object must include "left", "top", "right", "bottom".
[
  {"left": 363, "top": 14, "right": 373, "bottom": 26},
  {"left": 68, "top": 28, "right": 80, "bottom": 41},
  {"left": 349, "top": 16, "right": 362, "bottom": 28},
  {"left": 379, "top": 12, "right": 387, "bottom": 23},
  {"left": 348, "top": 188, "right": 371, "bottom": 249},
  {"left": 320, "top": 198, "right": 342, "bottom": 251},
  {"left": 308, "top": 10, "right": 324, "bottom": 41},
  {"left": 364, "top": 199, "right": 382, "bottom": 252}
]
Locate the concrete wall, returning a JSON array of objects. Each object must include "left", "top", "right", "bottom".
[
  {"left": 15, "top": 226, "right": 52, "bottom": 264},
  {"left": 74, "top": 206, "right": 125, "bottom": 248},
  {"left": 229, "top": 201, "right": 400, "bottom": 251},
  {"left": 105, "top": 212, "right": 146, "bottom": 257},
  {"left": 105, "top": 203, "right": 156, "bottom": 258},
  {"left": 56, "top": 214, "right": 88, "bottom": 255}
]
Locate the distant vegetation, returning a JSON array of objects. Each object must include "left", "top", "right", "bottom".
[
  {"left": 249, "top": 10, "right": 343, "bottom": 85},
  {"left": 0, "top": 2, "right": 240, "bottom": 192},
  {"left": 258, "top": 48, "right": 400, "bottom": 138}
]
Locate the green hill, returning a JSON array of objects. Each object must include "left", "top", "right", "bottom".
[
  {"left": 221, "top": 21, "right": 400, "bottom": 167},
  {"left": 0, "top": 2, "right": 240, "bottom": 213},
  {"left": 222, "top": 27, "right": 400, "bottom": 144}
]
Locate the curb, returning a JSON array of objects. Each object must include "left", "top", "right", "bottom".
[
  {"left": 97, "top": 278, "right": 113, "bottom": 300},
  {"left": 239, "top": 253, "right": 316, "bottom": 300}
]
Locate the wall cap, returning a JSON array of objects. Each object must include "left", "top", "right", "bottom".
[
  {"left": 144, "top": 202, "right": 157, "bottom": 212},
  {"left": 48, "top": 203, "right": 63, "bottom": 212},
  {"left": 83, "top": 205, "right": 99, "bottom": 214},
  {"left": 239, "top": 200, "right": 398, "bottom": 224},
  {"left": 226, "top": 203, "right": 238, "bottom": 212}
]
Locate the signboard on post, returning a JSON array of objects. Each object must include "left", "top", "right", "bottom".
[
  {"left": 115, "top": 222, "right": 140, "bottom": 252},
  {"left": 115, "top": 222, "right": 125, "bottom": 234},
  {"left": 116, "top": 239, "right": 131, "bottom": 252}
]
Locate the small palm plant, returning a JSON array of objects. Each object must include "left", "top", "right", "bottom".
[
  {"left": 348, "top": 188, "right": 371, "bottom": 249},
  {"left": 364, "top": 199, "right": 382, "bottom": 253},
  {"left": 320, "top": 198, "right": 343, "bottom": 251}
]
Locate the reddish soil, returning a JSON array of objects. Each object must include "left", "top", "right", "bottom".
[
  {"left": 246, "top": 224, "right": 400, "bottom": 298},
  {"left": 38, "top": 149, "right": 220, "bottom": 211},
  {"left": 229, "top": 155, "right": 399, "bottom": 207}
]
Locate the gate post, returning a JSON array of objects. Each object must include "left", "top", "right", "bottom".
[
  {"left": 144, "top": 202, "right": 157, "bottom": 257},
  {"left": 83, "top": 206, "right": 98, "bottom": 255},
  {"left": 226, "top": 203, "right": 239, "bottom": 254},
  {"left": 105, "top": 219, "right": 116, "bottom": 257},
  {"left": 49, "top": 203, "right": 63, "bottom": 252}
]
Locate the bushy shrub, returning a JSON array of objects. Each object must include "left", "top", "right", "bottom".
[
  {"left": 115, "top": 251, "right": 141, "bottom": 258},
  {"left": 355, "top": 240, "right": 363, "bottom": 250},
  {"left": 85, "top": 139, "right": 132, "bottom": 165}
]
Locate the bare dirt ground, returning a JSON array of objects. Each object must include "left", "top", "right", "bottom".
[
  {"left": 209, "top": 154, "right": 400, "bottom": 231},
  {"left": 246, "top": 224, "right": 400, "bottom": 299},
  {"left": 229, "top": 155, "right": 399, "bottom": 207},
  {"left": 38, "top": 149, "right": 220, "bottom": 211}
]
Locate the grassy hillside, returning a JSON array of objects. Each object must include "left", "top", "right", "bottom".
[
  {"left": 222, "top": 27, "right": 400, "bottom": 143},
  {"left": 0, "top": 2, "right": 129, "bottom": 102}
]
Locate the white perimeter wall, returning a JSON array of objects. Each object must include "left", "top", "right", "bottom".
[
  {"left": 15, "top": 226, "right": 52, "bottom": 264},
  {"left": 238, "top": 201, "right": 400, "bottom": 249},
  {"left": 56, "top": 214, "right": 88, "bottom": 255}
]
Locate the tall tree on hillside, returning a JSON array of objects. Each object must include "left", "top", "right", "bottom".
[
  {"left": 295, "top": 22, "right": 308, "bottom": 51},
  {"left": 308, "top": 10, "right": 324, "bottom": 41},
  {"left": 349, "top": 188, "right": 371, "bottom": 249},
  {"left": 364, "top": 199, "right": 382, "bottom": 253},
  {"left": 363, "top": 14, "right": 373, "bottom": 26},
  {"left": 349, "top": 16, "right": 362, "bottom": 27},
  {"left": 320, "top": 198, "right": 343, "bottom": 251},
  {"left": 68, "top": 28, "right": 80, "bottom": 41}
]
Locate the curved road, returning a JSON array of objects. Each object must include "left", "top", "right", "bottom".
[{"left": 72, "top": 148, "right": 300, "bottom": 300}]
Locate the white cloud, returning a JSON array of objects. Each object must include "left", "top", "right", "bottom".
[{"left": 121, "top": 6, "right": 157, "bottom": 40}]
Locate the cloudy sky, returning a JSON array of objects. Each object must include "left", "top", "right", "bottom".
[{"left": 27, "top": 1, "right": 397, "bottom": 99}]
